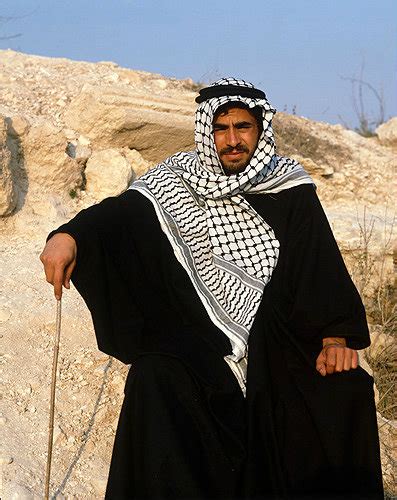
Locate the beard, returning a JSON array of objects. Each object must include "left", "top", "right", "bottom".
[{"left": 219, "top": 145, "right": 253, "bottom": 175}]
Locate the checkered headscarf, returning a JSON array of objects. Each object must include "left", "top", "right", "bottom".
[{"left": 130, "top": 78, "right": 313, "bottom": 363}]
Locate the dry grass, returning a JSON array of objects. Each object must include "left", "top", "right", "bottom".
[
  {"left": 348, "top": 208, "right": 396, "bottom": 419},
  {"left": 346, "top": 208, "right": 396, "bottom": 496}
]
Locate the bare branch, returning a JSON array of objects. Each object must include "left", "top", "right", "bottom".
[{"left": 340, "top": 60, "right": 386, "bottom": 136}]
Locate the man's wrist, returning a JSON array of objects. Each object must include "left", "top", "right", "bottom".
[
  {"left": 322, "top": 337, "right": 346, "bottom": 348},
  {"left": 52, "top": 232, "right": 76, "bottom": 244}
]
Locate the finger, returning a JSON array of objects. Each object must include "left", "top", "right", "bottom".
[
  {"left": 343, "top": 349, "right": 352, "bottom": 371},
  {"left": 335, "top": 348, "right": 345, "bottom": 372},
  {"left": 63, "top": 259, "right": 76, "bottom": 289},
  {"left": 325, "top": 348, "right": 336, "bottom": 374},
  {"left": 352, "top": 350, "right": 358, "bottom": 369},
  {"left": 53, "top": 267, "right": 65, "bottom": 300}
]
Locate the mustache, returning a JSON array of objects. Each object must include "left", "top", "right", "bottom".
[{"left": 219, "top": 145, "right": 249, "bottom": 155}]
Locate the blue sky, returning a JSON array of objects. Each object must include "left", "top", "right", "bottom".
[{"left": 1, "top": 0, "right": 396, "bottom": 128}]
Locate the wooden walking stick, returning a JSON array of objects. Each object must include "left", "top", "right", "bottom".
[{"left": 44, "top": 298, "right": 62, "bottom": 500}]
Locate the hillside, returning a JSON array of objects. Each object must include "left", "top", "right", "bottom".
[{"left": 1, "top": 50, "right": 395, "bottom": 498}]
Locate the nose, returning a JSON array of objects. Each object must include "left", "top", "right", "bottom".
[{"left": 226, "top": 126, "right": 241, "bottom": 147}]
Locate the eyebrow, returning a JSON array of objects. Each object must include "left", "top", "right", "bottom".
[{"left": 213, "top": 121, "right": 254, "bottom": 129}]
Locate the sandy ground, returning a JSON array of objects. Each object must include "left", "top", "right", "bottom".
[{"left": 1, "top": 205, "right": 129, "bottom": 499}]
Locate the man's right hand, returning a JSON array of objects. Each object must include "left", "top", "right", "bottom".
[{"left": 40, "top": 233, "right": 77, "bottom": 300}]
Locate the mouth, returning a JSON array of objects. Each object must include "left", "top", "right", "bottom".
[
  {"left": 221, "top": 148, "right": 248, "bottom": 161},
  {"left": 223, "top": 151, "right": 244, "bottom": 159}
]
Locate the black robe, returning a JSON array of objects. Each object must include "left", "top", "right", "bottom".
[{"left": 52, "top": 184, "right": 383, "bottom": 499}]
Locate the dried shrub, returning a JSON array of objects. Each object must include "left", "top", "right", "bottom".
[{"left": 346, "top": 208, "right": 396, "bottom": 495}]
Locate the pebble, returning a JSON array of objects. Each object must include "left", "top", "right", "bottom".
[
  {"left": 53, "top": 424, "right": 64, "bottom": 444},
  {"left": 0, "top": 455, "right": 14, "bottom": 464},
  {"left": 0, "top": 415, "right": 8, "bottom": 425}
]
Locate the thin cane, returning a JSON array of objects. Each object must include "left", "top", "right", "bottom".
[{"left": 45, "top": 298, "right": 62, "bottom": 500}]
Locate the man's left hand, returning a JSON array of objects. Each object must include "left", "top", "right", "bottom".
[{"left": 316, "top": 337, "right": 358, "bottom": 376}]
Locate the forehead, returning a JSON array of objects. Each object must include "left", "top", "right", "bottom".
[{"left": 213, "top": 106, "right": 257, "bottom": 124}]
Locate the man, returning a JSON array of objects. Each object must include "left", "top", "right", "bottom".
[{"left": 41, "top": 78, "right": 383, "bottom": 499}]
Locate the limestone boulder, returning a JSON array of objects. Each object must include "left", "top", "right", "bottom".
[
  {"left": 0, "top": 116, "right": 17, "bottom": 216},
  {"left": 289, "top": 154, "right": 334, "bottom": 178},
  {"left": 6, "top": 115, "right": 30, "bottom": 138},
  {"left": 66, "top": 140, "right": 92, "bottom": 166},
  {"left": 375, "top": 117, "right": 397, "bottom": 147},
  {"left": 84, "top": 148, "right": 134, "bottom": 198},
  {"left": 23, "top": 122, "right": 83, "bottom": 193},
  {"left": 63, "top": 86, "right": 195, "bottom": 163},
  {"left": 273, "top": 113, "right": 352, "bottom": 172},
  {"left": 123, "top": 148, "right": 152, "bottom": 179},
  {"left": 273, "top": 112, "right": 396, "bottom": 208}
]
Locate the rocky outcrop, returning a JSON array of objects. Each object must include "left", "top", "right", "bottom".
[
  {"left": 0, "top": 50, "right": 395, "bottom": 221},
  {"left": 376, "top": 117, "right": 397, "bottom": 147},
  {"left": 63, "top": 86, "right": 195, "bottom": 163},
  {"left": 274, "top": 113, "right": 396, "bottom": 206},
  {"left": 23, "top": 122, "right": 83, "bottom": 194}
]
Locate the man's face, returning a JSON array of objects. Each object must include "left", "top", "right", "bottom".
[{"left": 213, "top": 107, "right": 260, "bottom": 175}]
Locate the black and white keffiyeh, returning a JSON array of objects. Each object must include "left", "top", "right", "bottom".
[{"left": 130, "top": 78, "right": 313, "bottom": 379}]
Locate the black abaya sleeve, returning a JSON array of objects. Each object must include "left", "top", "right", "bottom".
[
  {"left": 285, "top": 185, "right": 370, "bottom": 349},
  {"left": 50, "top": 193, "right": 145, "bottom": 363}
]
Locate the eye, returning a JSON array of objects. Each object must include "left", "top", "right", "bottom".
[
  {"left": 213, "top": 125, "right": 227, "bottom": 132},
  {"left": 236, "top": 122, "right": 252, "bottom": 129}
]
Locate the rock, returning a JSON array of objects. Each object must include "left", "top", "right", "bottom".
[
  {"left": 273, "top": 113, "right": 351, "bottom": 174},
  {"left": 290, "top": 154, "right": 334, "bottom": 178},
  {"left": 6, "top": 115, "right": 30, "bottom": 138},
  {"left": 66, "top": 142, "right": 92, "bottom": 164},
  {"left": 78, "top": 134, "right": 91, "bottom": 146},
  {"left": 64, "top": 85, "right": 195, "bottom": 163},
  {"left": 0, "top": 116, "right": 17, "bottom": 216},
  {"left": 0, "top": 455, "right": 14, "bottom": 464},
  {"left": 123, "top": 148, "right": 152, "bottom": 179},
  {"left": 85, "top": 148, "right": 133, "bottom": 198},
  {"left": 23, "top": 122, "right": 83, "bottom": 194},
  {"left": 64, "top": 128, "right": 77, "bottom": 140},
  {"left": 376, "top": 117, "right": 397, "bottom": 146},
  {"left": 54, "top": 424, "right": 67, "bottom": 446},
  {"left": 154, "top": 79, "right": 168, "bottom": 90}
]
